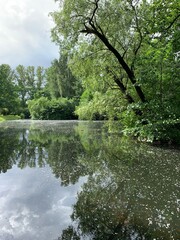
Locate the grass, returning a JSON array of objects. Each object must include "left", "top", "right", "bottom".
[{"left": 0, "top": 115, "right": 21, "bottom": 121}]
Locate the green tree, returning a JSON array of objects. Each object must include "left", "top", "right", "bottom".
[
  {"left": 46, "top": 54, "right": 82, "bottom": 99},
  {"left": 35, "top": 66, "right": 46, "bottom": 95},
  {"left": 0, "top": 64, "right": 19, "bottom": 114},
  {"left": 15, "top": 65, "right": 46, "bottom": 118},
  {"left": 15, "top": 65, "right": 46, "bottom": 105},
  {"left": 15, "top": 65, "right": 28, "bottom": 108},
  {"left": 51, "top": 0, "right": 180, "bottom": 142},
  {"left": 51, "top": 0, "right": 148, "bottom": 104},
  {"left": 58, "top": 226, "right": 80, "bottom": 240},
  {"left": 28, "top": 97, "right": 77, "bottom": 120}
]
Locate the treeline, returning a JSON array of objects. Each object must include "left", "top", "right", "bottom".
[{"left": 0, "top": 55, "right": 83, "bottom": 120}]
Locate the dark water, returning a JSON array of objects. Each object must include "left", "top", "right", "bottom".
[{"left": 0, "top": 120, "right": 179, "bottom": 240}]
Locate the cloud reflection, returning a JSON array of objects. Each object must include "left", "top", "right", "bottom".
[{"left": 0, "top": 166, "right": 85, "bottom": 240}]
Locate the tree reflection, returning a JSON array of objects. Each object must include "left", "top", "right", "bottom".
[
  {"left": 59, "top": 125, "right": 180, "bottom": 240},
  {"left": 0, "top": 122, "right": 179, "bottom": 239},
  {"left": 29, "top": 127, "right": 89, "bottom": 186},
  {"left": 0, "top": 122, "right": 89, "bottom": 186},
  {"left": 0, "top": 129, "right": 19, "bottom": 173},
  {"left": 46, "top": 135, "right": 88, "bottom": 186}
]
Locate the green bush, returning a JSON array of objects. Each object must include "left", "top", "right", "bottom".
[
  {"left": 28, "top": 97, "right": 77, "bottom": 120},
  {"left": 121, "top": 101, "right": 180, "bottom": 144},
  {"left": 0, "top": 108, "right": 9, "bottom": 115},
  {"left": 75, "top": 91, "right": 119, "bottom": 120}
]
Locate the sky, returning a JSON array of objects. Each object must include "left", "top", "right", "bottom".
[{"left": 0, "top": 0, "right": 60, "bottom": 68}]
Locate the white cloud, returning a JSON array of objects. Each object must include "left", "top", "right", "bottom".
[{"left": 0, "top": 0, "right": 59, "bottom": 68}]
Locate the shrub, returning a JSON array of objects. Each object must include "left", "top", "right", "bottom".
[
  {"left": 28, "top": 97, "right": 77, "bottom": 120},
  {"left": 0, "top": 108, "right": 9, "bottom": 115}
]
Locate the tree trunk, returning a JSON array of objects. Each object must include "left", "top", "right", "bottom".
[
  {"left": 94, "top": 30, "right": 146, "bottom": 103},
  {"left": 81, "top": 21, "right": 146, "bottom": 104}
]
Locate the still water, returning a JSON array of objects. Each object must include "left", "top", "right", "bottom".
[{"left": 0, "top": 120, "right": 179, "bottom": 240}]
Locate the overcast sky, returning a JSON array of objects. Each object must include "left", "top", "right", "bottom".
[{"left": 0, "top": 0, "right": 59, "bottom": 68}]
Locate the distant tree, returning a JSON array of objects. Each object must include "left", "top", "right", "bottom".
[
  {"left": 46, "top": 54, "right": 82, "bottom": 99},
  {"left": 15, "top": 65, "right": 28, "bottom": 108},
  {"left": 0, "top": 64, "right": 19, "bottom": 114},
  {"left": 14, "top": 65, "right": 46, "bottom": 118},
  {"left": 36, "top": 66, "right": 46, "bottom": 92},
  {"left": 15, "top": 65, "right": 46, "bottom": 106}
]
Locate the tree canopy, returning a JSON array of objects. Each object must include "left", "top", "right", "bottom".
[
  {"left": 50, "top": 0, "right": 180, "bottom": 142},
  {"left": 0, "top": 64, "right": 19, "bottom": 114}
]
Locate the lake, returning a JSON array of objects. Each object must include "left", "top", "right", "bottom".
[{"left": 0, "top": 120, "right": 179, "bottom": 240}]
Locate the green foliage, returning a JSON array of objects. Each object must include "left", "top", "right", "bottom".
[
  {"left": 0, "top": 115, "right": 21, "bottom": 121},
  {"left": 0, "top": 60, "right": 81, "bottom": 120},
  {"left": 28, "top": 97, "right": 48, "bottom": 119},
  {"left": 51, "top": 0, "right": 180, "bottom": 143},
  {"left": 0, "top": 108, "right": 9, "bottom": 115},
  {"left": 76, "top": 89, "right": 126, "bottom": 120},
  {"left": 46, "top": 55, "right": 83, "bottom": 99},
  {"left": 0, "top": 64, "right": 20, "bottom": 114},
  {"left": 28, "top": 97, "right": 77, "bottom": 120},
  {"left": 121, "top": 100, "right": 180, "bottom": 143},
  {"left": 15, "top": 65, "right": 46, "bottom": 106}
]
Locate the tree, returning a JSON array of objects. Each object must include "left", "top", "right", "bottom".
[
  {"left": 15, "top": 65, "right": 46, "bottom": 105},
  {"left": 36, "top": 66, "right": 46, "bottom": 93},
  {"left": 58, "top": 226, "right": 80, "bottom": 240},
  {"left": 28, "top": 97, "right": 77, "bottom": 120},
  {"left": 50, "top": 0, "right": 180, "bottom": 142},
  {"left": 15, "top": 65, "right": 28, "bottom": 108},
  {"left": 51, "top": 0, "right": 148, "bottom": 104},
  {"left": 46, "top": 54, "right": 82, "bottom": 99},
  {"left": 0, "top": 64, "right": 19, "bottom": 114},
  {"left": 14, "top": 65, "right": 46, "bottom": 117}
]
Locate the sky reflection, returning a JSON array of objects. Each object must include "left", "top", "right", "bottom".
[
  {"left": 0, "top": 120, "right": 179, "bottom": 239},
  {"left": 0, "top": 165, "right": 85, "bottom": 240}
]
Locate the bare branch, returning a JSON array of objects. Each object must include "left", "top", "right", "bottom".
[{"left": 89, "top": 0, "right": 100, "bottom": 25}]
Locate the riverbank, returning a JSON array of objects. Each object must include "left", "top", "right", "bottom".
[{"left": 0, "top": 115, "right": 21, "bottom": 121}]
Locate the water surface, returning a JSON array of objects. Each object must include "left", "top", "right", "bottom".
[{"left": 0, "top": 120, "right": 179, "bottom": 240}]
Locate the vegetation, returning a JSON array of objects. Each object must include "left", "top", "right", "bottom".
[
  {"left": 46, "top": 54, "right": 83, "bottom": 99},
  {"left": 0, "top": 115, "right": 21, "bottom": 121},
  {"left": 0, "top": 64, "right": 20, "bottom": 115},
  {"left": 28, "top": 97, "right": 77, "bottom": 120},
  {"left": 0, "top": 55, "right": 81, "bottom": 121},
  {"left": 0, "top": 0, "right": 179, "bottom": 143},
  {"left": 49, "top": 0, "right": 180, "bottom": 143}
]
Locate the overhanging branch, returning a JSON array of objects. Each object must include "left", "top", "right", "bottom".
[
  {"left": 80, "top": 0, "right": 146, "bottom": 103},
  {"left": 164, "top": 13, "right": 180, "bottom": 31}
]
